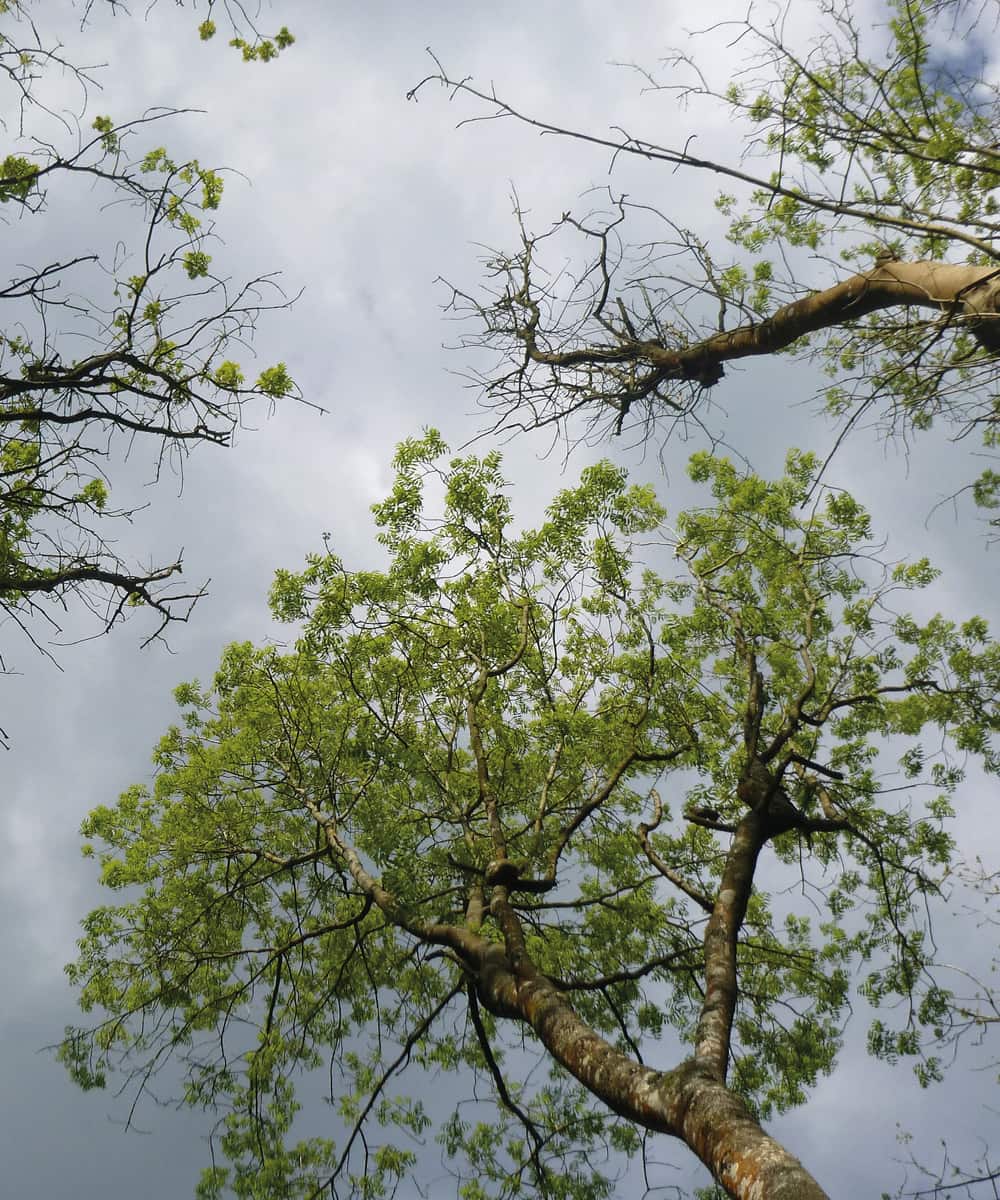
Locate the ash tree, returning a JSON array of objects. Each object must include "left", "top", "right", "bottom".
[
  {"left": 0, "top": 1, "right": 296, "bottom": 691},
  {"left": 61, "top": 432, "right": 999, "bottom": 1199},
  {"left": 412, "top": 0, "right": 1000, "bottom": 526}
]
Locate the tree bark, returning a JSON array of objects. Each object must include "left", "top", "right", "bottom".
[
  {"left": 475, "top": 951, "right": 830, "bottom": 1200},
  {"left": 694, "top": 809, "right": 769, "bottom": 1078},
  {"left": 522, "top": 260, "right": 1000, "bottom": 387}
]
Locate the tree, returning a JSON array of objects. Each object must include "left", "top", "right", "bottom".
[
  {"left": 61, "top": 432, "right": 999, "bottom": 1199},
  {"left": 411, "top": 0, "right": 1000, "bottom": 525},
  {"left": 0, "top": 2, "right": 297, "bottom": 701}
]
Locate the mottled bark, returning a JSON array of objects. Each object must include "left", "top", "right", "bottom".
[
  {"left": 475, "top": 949, "right": 830, "bottom": 1200},
  {"left": 665, "top": 1064, "right": 831, "bottom": 1200},
  {"left": 694, "top": 809, "right": 769, "bottom": 1077}
]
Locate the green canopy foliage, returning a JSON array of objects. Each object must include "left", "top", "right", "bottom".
[{"left": 62, "top": 433, "right": 999, "bottom": 1198}]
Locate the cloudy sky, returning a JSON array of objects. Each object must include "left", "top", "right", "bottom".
[{"left": 1, "top": 1, "right": 998, "bottom": 1196}]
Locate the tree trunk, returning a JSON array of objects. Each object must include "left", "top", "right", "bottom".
[{"left": 475, "top": 949, "right": 831, "bottom": 1200}]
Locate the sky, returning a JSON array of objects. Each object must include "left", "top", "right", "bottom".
[{"left": 0, "top": 1, "right": 998, "bottom": 1197}]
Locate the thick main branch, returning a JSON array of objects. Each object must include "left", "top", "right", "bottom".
[
  {"left": 475, "top": 950, "right": 829, "bottom": 1200},
  {"left": 694, "top": 809, "right": 769, "bottom": 1078},
  {"left": 521, "top": 261, "right": 1000, "bottom": 390}
]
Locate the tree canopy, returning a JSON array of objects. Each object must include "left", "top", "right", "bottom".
[
  {"left": 413, "top": 0, "right": 1000, "bottom": 526},
  {"left": 62, "top": 432, "right": 999, "bottom": 1199},
  {"left": 0, "top": 1, "right": 296, "bottom": 704}
]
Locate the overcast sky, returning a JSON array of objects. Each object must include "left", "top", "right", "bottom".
[{"left": 1, "top": 2, "right": 998, "bottom": 1197}]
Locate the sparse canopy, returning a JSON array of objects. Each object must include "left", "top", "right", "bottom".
[
  {"left": 63, "top": 433, "right": 1000, "bottom": 1199},
  {"left": 0, "top": 1, "right": 296, "bottom": 708},
  {"left": 414, "top": 0, "right": 1000, "bottom": 524}
]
